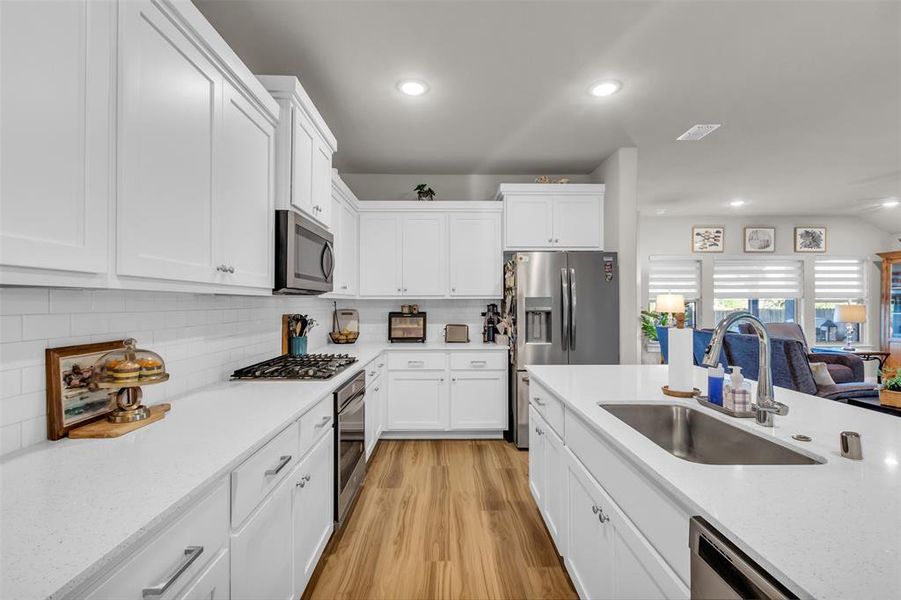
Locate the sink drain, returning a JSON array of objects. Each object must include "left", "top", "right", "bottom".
[{"left": 792, "top": 434, "right": 812, "bottom": 442}]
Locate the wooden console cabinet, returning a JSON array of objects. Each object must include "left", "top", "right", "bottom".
[{"left": 877, "top": 251, "right": 901, "bottom": 370}]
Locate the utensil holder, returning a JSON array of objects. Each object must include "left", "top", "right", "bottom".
[{"left": 289, "top": 336, "right": 308, "bottom": 356}]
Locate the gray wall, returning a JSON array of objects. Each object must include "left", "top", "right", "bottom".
[{"left": 342, "top": 173, "right": 591, "bottom": 201}]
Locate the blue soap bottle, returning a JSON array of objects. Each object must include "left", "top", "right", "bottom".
[{"left": 707, "top": 363, "right": 724, "bottom": 405}]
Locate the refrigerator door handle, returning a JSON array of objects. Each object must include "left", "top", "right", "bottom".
[
  {"left": 561, "top": 267, "right": 570, "bottom": 352},
  {"left": 570, "top": 267, "right": 577, "bottom": 350}
]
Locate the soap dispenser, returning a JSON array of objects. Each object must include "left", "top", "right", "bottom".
[{"left": 707, "top": 363, "right": 724, "bottom": 406}]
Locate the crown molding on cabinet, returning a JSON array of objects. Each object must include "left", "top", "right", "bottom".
[
  {"left": 257, "top": 74, "right": 337, "bottom": 153},
  {"left": 354, "top": 201, "right": 502, "bottom": 213},
  {"left": 496, "top": 183, "right": 606, "bottom": 199}
]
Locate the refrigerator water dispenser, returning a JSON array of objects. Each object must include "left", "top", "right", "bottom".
[{"left": 524, "top": 298, "right": 553, "bottom": 344}]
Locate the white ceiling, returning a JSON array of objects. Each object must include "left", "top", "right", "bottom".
[{"left": 195, "top": 1, "right": 901, "bottom": 228}]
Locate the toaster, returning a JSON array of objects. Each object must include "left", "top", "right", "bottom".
[{"left": 444, "top": 324, "right": 470, "bottom": 343}]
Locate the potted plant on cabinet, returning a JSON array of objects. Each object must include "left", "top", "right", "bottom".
[
  {"left": 879, "top": 370, "right": 901, "bottom": 408},
  {"left": 414, "top": 184, "right": 436, "bottom": 201}
]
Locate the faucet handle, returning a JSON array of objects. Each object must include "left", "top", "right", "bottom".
[{"left": 753, "top": 401, "right": 789, "bottom": 416}]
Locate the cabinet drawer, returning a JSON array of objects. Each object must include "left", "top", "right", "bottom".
[
  {"left": 176, "top": 548, "right": 229, "bottom": 600},
  {"left": 231, "top": 423, "right": 299, "bottom": 528},
  {"left": 85, "top": 481, "right": 228, "bottom": 600},
  {"left": 565, "top": 410, "right": 690, "bottom": 584},
  {"left": 530, "top": 381, "right": 564, "bottom": 437},
  {"left": 387, "top": 352, "right": 446, "bottom": 371},
  {"left": 449, "top": 351, "right": 506, "bottom": 371},
  {"left": 298, "top": 396, "right": 333, "bottom": 460}
]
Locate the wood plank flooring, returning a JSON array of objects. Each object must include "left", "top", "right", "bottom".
[{"left": 305, "top": 440, "right": 577, "bottom": 600}]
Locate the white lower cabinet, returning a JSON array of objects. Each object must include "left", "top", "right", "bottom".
[
  {"left": 291, "top": 431, "right": 335, "bottom": 597},
  {"left": 230, "top": 474, "right": 294, "bottom": 600},
  {"left": 387, "top": 371, "right": 447, "bottom": 430},
  {"left": 566, "top": 448, "right": 688, "bottom": 600},
  {"left": 528, "top": 406, "right": 546, "bottom": 508},
  {"left": 177, "top": 548, "right": 230, "bottom": 600},
  {"left": 528, "top": 406, "right": 566, "bottom": 553},
  {"left": 449, "top": 371, "right": 506, "bottom": 429}
]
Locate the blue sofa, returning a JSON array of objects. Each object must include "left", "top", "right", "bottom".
[{"left": 657, "top": 326, "right": 877, "bottom": 401}]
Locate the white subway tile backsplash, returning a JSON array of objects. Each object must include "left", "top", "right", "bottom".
[
  {"left": 0, "top": 288, "right": 490, "bottom": 456},
  {"left": 22, "top": 314, "right": 70, "bottom": 340}
]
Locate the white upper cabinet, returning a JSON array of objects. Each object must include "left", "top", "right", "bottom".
[
  {"left": 449, "top": 213, "right": 502, "bottom": 297},
  {"left": 357, "top": 203, "right": 501, "bottom": 299},
  {"left": 0, "top": 0, "right": 114, "bottom": 274},
  {"left": 259, "top": 76, "right": 337, "bottom": 230},
  {"left": 401, "top": 214, "right": 447, "bottom": 296},
  {"left": 359, "top": 213, "right": 402, "bottom": 296},
  {"left": 499, "top": 184, "right": 604, "bottom": 250},
  {"left": 330, "top": 173, "right": 359, "bottom": 296},
  {"left": 117, "top": 0, "right": 221, "bottom": 284},
  {"left": 214, "top": 82, "right": 275, "bottom": 289}
]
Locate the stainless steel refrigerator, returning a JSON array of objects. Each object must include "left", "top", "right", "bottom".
[{"left": 505, "top": 251, "right": 620, "bottom": 448}]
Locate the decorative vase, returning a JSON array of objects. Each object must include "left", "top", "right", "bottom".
[{"left": 289, "top": 335, "right": 308, "bottom": 357}]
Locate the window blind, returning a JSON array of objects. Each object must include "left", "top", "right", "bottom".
[
  {"left": 648, "top": 258, "right": 701, "bottom": 301},
  {"left": 713, "top": 259, "right": 803, "bottom": 299},
  {"left": 814, "top": 259, "right": 866, "bottom": 300}
]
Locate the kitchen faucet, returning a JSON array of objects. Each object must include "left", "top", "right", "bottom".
[{"left": 701, "top": 311, "right": 789, "bottom": 427}]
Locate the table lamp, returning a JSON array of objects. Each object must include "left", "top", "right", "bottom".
[
  {"left": 834, "top": 304, "right": 866, "bottom": 351},
  {"left": 656, "top": 293, "right": 686, "bottom": 329},
  {"left": 656, "top": 294, "right": 694, "bottom": 397}
]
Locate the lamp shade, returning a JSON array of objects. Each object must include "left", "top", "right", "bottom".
[
  {"left": 656, "top": 293, "right": 685, "bottom": 314},
  {"left": 834, "top": 304, "right": 866, "bottom": 324}
]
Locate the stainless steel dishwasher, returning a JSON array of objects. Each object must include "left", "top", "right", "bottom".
[{"left": 690, "top": 517, "right": 796, "bottom": 599}]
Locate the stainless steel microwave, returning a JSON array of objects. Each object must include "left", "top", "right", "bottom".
[{"left": 274, "top": 210, "right": 334, "bottom": 294}]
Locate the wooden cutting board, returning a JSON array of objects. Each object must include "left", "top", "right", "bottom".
[{"left": 69, "top": 403, "right": 171, "bottom": 439}]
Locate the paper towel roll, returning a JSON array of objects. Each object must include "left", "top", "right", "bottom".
[{"left": 667, "top": 327, "right": 694, "bottom": 393}]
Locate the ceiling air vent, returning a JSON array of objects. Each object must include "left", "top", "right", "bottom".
[{"left": 677, "top": 124, "right": 721, "bottom": 141}]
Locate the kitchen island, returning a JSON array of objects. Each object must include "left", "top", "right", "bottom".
[{"left": 526, "top": 364, "right": 901, "bottom": 600}]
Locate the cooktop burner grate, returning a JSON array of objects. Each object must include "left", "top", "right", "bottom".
[{"left": 231, "top": 353, "right": 358, "bottom": 380}]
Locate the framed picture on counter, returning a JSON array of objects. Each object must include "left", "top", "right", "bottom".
[
  {"left": 744, "top": 227, "right": 776, "bottom": 252},
  {"left": 692, "top": 226, "right": 725, "bottom": 252},
  {"left": 45, "top": 340, "right": 126, "bottom": 440}
]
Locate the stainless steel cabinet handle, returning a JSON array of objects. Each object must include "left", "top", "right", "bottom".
[
  {"left": 598, "top": 509, "right": 610, "bottom": 524},
  {"left": 216, "top": 265, "right": 227, "bottom": 272},
  {"left": 374, "top": 386, "right": 380, "bottom": 392},
  {"left": 548, "top": 238, "right": 553, "bottom": 243},
  {"left": 142, "top": 546, "right": 204, "bottom": 598},
  {"left": 397, "top": 288, "right": 402, "bottom": 292},
  {"left": 470, "top": 360, "right": 487, "bottom": 366},
  {"left": 451, "top": 377, "right": 456, "bottom": 382},
  {"left": 297, "top": 480, "right": 306, "bottom": 488},
  {"left": 227, "top": 266, "right": 235, "bottom": 274},
  {"left": 303, "top": 474, "right": 311, "bottom": 482},
  {"left": 265, "top": 455, "right": 292, "bottom": 476},
  {"left": 554, "top": 238, "right": 559, "bottom": 243},
  {"left": 403, "top": 288, "right": 408, "bottom": 292},
  {"left": 377, "top": 363, "right": 385, "bottom": 368},
  {"left": 561, "top": 268, "right": 570, "bottom": 351},
  {"left": 341, "top": 285, "right": 348, "bottom": 289},
  {"left": 592, "top": 505, "right": 599, "bottom": 514},
  {"left": 439, "top": 377, "right": 445, "bottom": 382},
  {"left": 408, "top": 360, "right": 424, "bottom": 366},
  {"left": 314, "top": 415, "right": 332, "bottom": 429},
  {"left": 451, "top": 287, "right": 456, "bottom": 292}
]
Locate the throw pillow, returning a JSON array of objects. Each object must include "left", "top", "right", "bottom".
[{"left": 809, "top": 362, "right": 836, "bottom": 387}]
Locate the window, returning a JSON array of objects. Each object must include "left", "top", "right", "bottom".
[
  {"left": 648, "top": 258, "right": 700, "bottom": 328},
  {"left": 713, "top": 259, "right": 802, "bottom": 325},
  {"left": 814, "top": 259, "right": 866, "bottom": 344}
]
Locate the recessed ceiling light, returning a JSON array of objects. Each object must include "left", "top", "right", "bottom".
[
  {"left": 677, "top": 124, "right": 721, "bottom": 141},
  {"left": 589, "top": 80, "right": 622, "bottom": 97},
  {"left": 729, "top": 199, "right": 745, "bottom": 207},
  {"left": 397, "top": 80, "right": 428, "bottom": 96},
  {"left": 882, "top": 198, "right": 899, "bottom": 208}
]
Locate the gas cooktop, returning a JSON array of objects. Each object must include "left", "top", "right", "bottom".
[{"left": 231, "top": 353, "right": 358, "bottom": 380}]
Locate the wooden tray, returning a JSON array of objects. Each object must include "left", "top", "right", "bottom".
[{"left": 68, "top": 403, "right": 171, "bottom": 438}]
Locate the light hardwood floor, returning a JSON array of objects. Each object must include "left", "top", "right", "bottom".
[{"left": 305, "top": 440, "right": 577, "bottom": 600}]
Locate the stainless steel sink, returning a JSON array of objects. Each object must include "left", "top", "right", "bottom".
[{"left": 599, "top": 404, "right": 823, "bottom": 465}]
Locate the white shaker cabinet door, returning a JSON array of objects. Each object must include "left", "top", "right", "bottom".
[
  {"left": 528, "top": 406, "right": 546, "bottom": 509},
  {"left": 342, "top": 202, "right": 359, "bottom": 295},
  {"left": 504, "top": 195, "right": 553, "bottom": 249},
  {"left": 386, "top": 372, "right": 447, "bottom": 430},
  {"left": 401, "top": 214, "right": 446, "bottom": 296},
  {"left": 292, "top": 431, "right": 335, "bottom": 598},
  {"left": 214, "top": 82, "right": 275, "bottom": 289},
  {"left": 544, "top": 425, "right": 567, "bottom": 555},
  {"left": 230, "top": 475, "right": 293, "bottom": 600},
  {"left": 117, "top": 0, "right": 220, "bottom": 283},
  {"left": 311, "top": 142, "right": 332, "bottom": 228},
  {"left": 359, "top": 214, "right": 402, "bottom": 296},
  {"left": 449, "top": 372, "right": 506, "bottom": 430},
  {"left": 290, "top": 108, "right": 316, "bottom": 217},
  {"left": 0, "top": 0, "right": 113, "bottom": 273},
  {"left": 449, "top": 213, "right": 502, "bottom": 297},
  {"left": 552, "top": 195, "right": 602, "bottom": 248}
]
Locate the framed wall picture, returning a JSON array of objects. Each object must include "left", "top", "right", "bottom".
[
  {"left": 795, "top": 227, "right": 827, "bottom": 252},
  {"left": 744, "top": 227, "right": 776, "bottom": 252},
  {"left": 46, "top": 340, "right": 126, "bottom": 440},
  {"left": 692, "top": 226, "right": 725, "bottom": 252}
]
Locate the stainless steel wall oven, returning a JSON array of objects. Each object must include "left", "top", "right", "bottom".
[{"left": 334, "top": 370, "right": 366, "bottom": 527}]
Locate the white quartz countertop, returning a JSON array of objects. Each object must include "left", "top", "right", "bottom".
[
  {"left": 526, "top": 364, "right": 901, "bottom": 600},
  {"left": 0, "top": 340, "right": 506, "bottom": 600}
]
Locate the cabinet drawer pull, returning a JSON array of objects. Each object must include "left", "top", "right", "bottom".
[
  {"left": 470, "top": 360, "right": 487, "bottom": 366},
  {"left": 314, "top": 415, "right": 332, "bottom": 429},
  {"left": 374, "top": 386, "right": 380, "bottom": 392},
  {"left": 533, "top": 397, "right": 545, "bottom": 406},
  {"left": 592, "top": 505, "right": 599, "bottom": 514},
  {"left": 408, "top": 360, "right": 425, "bottom": 366},
  {"left": 297, "top": 480, "right": 306, "bottom": 488},
  {"left": 142, "top": 545, "right": 204, "bottom": 598},
  {"left": 303, "top": 474, "right": 311, "bottom": 482},
  {"left": 265, "top": 455, "right": 292, "bottom": 476},
  {"left": 598, "top": 509, "right": 610, "bottom": 524}
]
